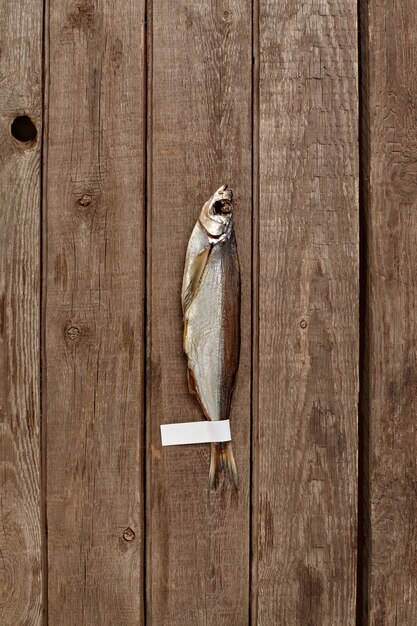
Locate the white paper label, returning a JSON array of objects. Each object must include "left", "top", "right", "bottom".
[{"left": 160, "top": 420, "right": 231, "bottom": 446}]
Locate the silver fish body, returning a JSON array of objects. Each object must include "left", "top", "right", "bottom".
[{"left": 182, "top": 185, "right": 240, "bottom": 488}]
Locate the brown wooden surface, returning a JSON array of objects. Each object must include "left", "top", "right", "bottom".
[
  {"left": 0, "top": 1, "right": 43, "bottom": 623},
  {"left": 252, "top": 0, "right": 359, "bottom": 624},
  {"left": 146, "top": 1, "right": 252, "bottom": 624},
  {"left": 45, "top": 1, "right": 146, "bottom": 623},
  {"left": 366, "top": 0, "right": 417, "bottom": 623},
  {"left": 4, "top": 0, "right": 417, "bottom": 623}
]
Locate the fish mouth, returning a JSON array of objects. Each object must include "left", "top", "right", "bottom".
[
  {"left": 212, "top": 185, "right": 233, "bottom": 215},
  {"left": 212, "top": 198, "right": 232, "bottom": 215}
]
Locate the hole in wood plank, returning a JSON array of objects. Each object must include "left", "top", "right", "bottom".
[{"left": 11, "top": 115, "right": 37, "bottom": 147}]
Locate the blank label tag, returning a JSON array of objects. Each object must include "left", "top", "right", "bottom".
[{"left": 160, "top": 420, "right": 231, "bottom": 446}]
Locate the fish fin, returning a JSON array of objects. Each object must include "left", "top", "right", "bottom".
[
  {"left": 187, "top": 368, "right": 197, "bottom": 395},
  {"left": 182, "top": 245, "right": 212, "bottom": 312},
  {"left": 209, "top": 441, "right": 238, "bottom": 490}
]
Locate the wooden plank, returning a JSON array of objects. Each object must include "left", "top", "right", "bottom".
[
  {"left": 45, "top": 1, "right": 146, "bottom": 623},
  {"left": 365, "top": 0, "right": 417, "bottom": 623},
  {"left": 253, "top": 0, "right": 359, "bottom": 623},
  {"left": 146, "top": 1, "right": 252, "bottom": 624},
  {"left": 0, "top": 2, "right": 43, "bottom": 623}
]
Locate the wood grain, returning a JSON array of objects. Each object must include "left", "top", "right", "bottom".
[
  {"left": 45, "top": 1, "right": 146, "bottom": 623},
  {"left": 0, "top": 1, "right": 43, "bottom": 623},
  {"left": 253, "top": 0, "right": 359, "bottom": 623},
  {"left": 365, "top": 0, "right": 417, "bottom": 623},
  {"left": 146, "top": 1, "right": 252, "bottom": 624}
]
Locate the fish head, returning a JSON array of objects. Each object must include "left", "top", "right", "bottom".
[{"left": 199, "top": 185, "right": 234, "bottom": 239}]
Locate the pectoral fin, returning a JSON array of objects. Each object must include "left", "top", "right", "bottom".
[
  {"left": 187, "top": 368, "right": 197, "bottom": 395},
  {"left": 182, "top": 245, "right": 211, "bottom": 312}
]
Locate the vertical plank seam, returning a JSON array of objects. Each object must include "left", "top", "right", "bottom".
[
  {"left": 145, "top": 0, "right": 153, "bottom": 623},
  {"left": 357, "top": 0, "right": 370, "bottom": 623},
  {"left": 250, "top": 0, "right": 260, "bottom": 623},
  {"left": 40, "top": 0, "right": 50, "bottom": 621},
  {"left": 143, "top": 1, "right": 149, "bottom": 623}
]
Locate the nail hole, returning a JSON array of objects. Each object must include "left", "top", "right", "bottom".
[{"left": 11, "top": 115, "right": 37, "bottom": 147}]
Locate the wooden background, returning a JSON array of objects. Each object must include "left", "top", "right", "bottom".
[{"left": 0, "top": 0, "right": 416, "bottom": 624}]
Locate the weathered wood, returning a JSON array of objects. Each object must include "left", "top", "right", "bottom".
[
  {"left": 365, "top": 0, "right": 417, "bottom": 623},
  {"left": 45, "top": 1, "right": 146, "bottom": 623},
  {"left": 0, "top": 2, "right": 43, "bottom": 623},
  {"left": 253, "top": 1, "right": 359, "bottom": 623},
  {"left": 146, "top": 1, "right": 252, "bottom": 623}
]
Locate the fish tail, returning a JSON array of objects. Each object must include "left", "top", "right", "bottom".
[{"left": 209, "top": 442, "right": 238, "bottom": 490}]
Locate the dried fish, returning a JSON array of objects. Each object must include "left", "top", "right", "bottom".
[{"left": 182, "top": 185, "right": 240, "bottom": 488}]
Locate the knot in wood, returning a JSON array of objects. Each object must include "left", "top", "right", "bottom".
[
  {"left": 123, "top": 528, "right": 135, "bottom": 542},
  {"left": 66, "top": 326, "right": 80, "bottom": 342},
  {"left": 77, "top": 193, "right": 92, "bottom": 207}
]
